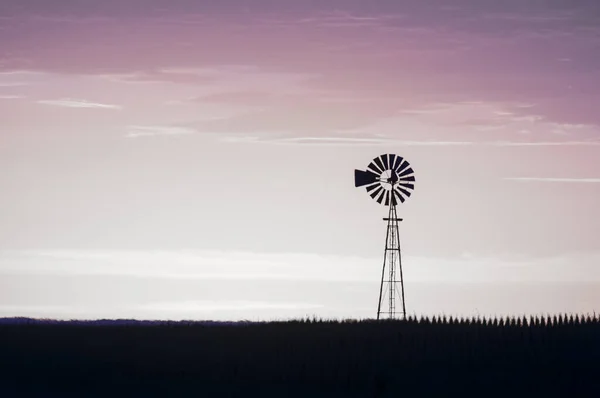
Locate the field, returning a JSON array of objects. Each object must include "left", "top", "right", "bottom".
[{"left": 1, "top": 315, "right": 599, "bottom": 397}]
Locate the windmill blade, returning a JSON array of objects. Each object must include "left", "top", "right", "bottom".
[
  {"left": 365, "top": 182, "right": 380, "bottom": 192},
  {"left": 370, "top": 186, "right": 384, "bottom": 200},
  {"left": 375, "top": 190, "right": 386, "bottom": 204},
  {"left": 398, "top": 167, "right": 414, "bottom": 178},
  {"left": 354, "top": 169, "right": 379, "bottom": 187},
  {"left": 368, "top": 160, "right": 383, "bottom": 174},
  {"left": 395, "top": 160, "right": 409, "bottom": 174},
  {"left": 395, "top": 185, "right": 412, "bottom": 198},
  {"left": 393, "top": 189, "right": 406, "bottom": 204},
  {"left": 392, "top": 155, "right": 404, "bottom": 171},
  {"left": 384, "top": 191, "right": 391, "bottom": 206},
  {"left": 398, "top": 175, "right": 415, "bottom": 182},
  {"left": 381, "top": 154, "right": 390, "bottom": 170},
  {"left": 388, "top": 154, "right": 398, "bottom": 171},
  {"left": 396, "top": 182, "right": 415, "bottom": 191},
  {"left": 373, "top": 156, "right": 385, "bottom": 174}
]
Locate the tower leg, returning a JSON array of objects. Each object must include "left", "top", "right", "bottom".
[
  {"left": 396, "top": 208, "right": 407, "bottom": 319},
  {"left": 376, "top": 208, "right": 392, "bottom": 320}
]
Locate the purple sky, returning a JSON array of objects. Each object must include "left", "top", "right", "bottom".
[{"left": 1, "top": 0, "right": 599, "bottom": 320}]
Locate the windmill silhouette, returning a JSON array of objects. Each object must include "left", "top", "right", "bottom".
[{"left": 354, "top": 154, "right": 415, "bottom": 319}]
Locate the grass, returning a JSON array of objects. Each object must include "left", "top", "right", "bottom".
[{"left": 1, "top": 315, "right": 599, "bottom": 397}]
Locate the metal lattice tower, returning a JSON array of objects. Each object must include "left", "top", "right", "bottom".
[
  {"left": 377, "top": 200, "right": 406, "bottom": 319},
  {"left": 354, "top": 154, "right": 415, "bottom": 320}
]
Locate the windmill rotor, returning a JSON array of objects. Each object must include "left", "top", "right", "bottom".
[{"left": 354, "top": 154, "right": 416, "bottom": 206}]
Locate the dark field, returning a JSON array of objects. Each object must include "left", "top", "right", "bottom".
[{"left": 1, "top": 315, "right": 599, "bottom": 397}]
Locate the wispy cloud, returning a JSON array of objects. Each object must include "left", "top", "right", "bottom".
[
  {"left": 494, "top": 141, "right": 600, "bottom": 146},
  {"left": 221, "top": 134, "right": 600, "bottom": 147},
  {"left": 248, "top": 136, "right": 477, "bottom": 146},
  {"left": 0, "top": 94, "right": 24, "bottom": 99},
  {"left": 0, "top": 304, "right": 77, "bottom": 314},
  {"left": 37, "top": 98, "right": 122, "bottom": 110},
  {"left": 223, "top": 135, "right": 600, "bottom": 147},
  {"left": 0, "top": 249, "right": 375, "bottom": 282},
  {"left": 104, "top": 65, "right": 320, "bottom": 90},
  {"left": 0, "top": 82, "right": 28, "bottom": 87},
  {"left": 505, "top": 177, "right": 600, "bottom": 183},
  {"left": 263, "top": 10, "right": 402, "bottom": 29},
  {"left": 205, "top": 98, "right": 600, "bottom": 146},
  {"left": 2, "top": 249, "right": 599, "bottom": 283},
  {"left": 135, "top": 300, "right": 324, "bottom": 313},
  {"left": 125, "top": 125, "right": 196, "bottom": 138}
]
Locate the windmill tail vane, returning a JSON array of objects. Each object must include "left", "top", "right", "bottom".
[{"left": 354, "top": 154, "right": 416, "bottom": 320}]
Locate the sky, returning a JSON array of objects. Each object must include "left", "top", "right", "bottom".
[{"left": 1, "top": 0, "right": 599, "bottom": 320}]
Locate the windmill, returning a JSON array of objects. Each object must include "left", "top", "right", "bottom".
[{"left": 354, "top": 154, "right": 416, "bottom": 320}]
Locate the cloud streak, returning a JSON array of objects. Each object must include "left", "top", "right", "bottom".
[
  {"left": 505, "top": 177, "right": 600, "bottom": 183},
  {"left": 189, "top": 96, "right": 600, "bottom": 146},
  {"left": 136, "top": 300, "right": 324, "bottom": 313},
  {"left": 125, "top": 125, "right": 196, "bottom": 138},
  {"left": 37, "top": 98, "right": 122, "bottom": 109},
  {"left": 243, "top": 137, "right": 477, "bottom": 146},
  {"left": 3, "top": 249, "right": 599, "bottom": 283}
]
